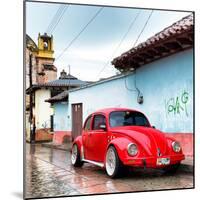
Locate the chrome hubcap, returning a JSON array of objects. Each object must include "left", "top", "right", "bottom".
[
  {"left": 71, "top": 144, "right": 78, "bottom": 165},
  {"left": 106, "top": 148, "right": 116, "bottom": 176}
]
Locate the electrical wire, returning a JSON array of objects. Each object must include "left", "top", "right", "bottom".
[
  {"left": 123, "top": 10, "right": 154, "bottom": 99},
  {"left": 133, "top": 10, "right": 154, "bottom": 47},
  {"left": 56, "top": 7, "right": 104, "bottom": 61},
  {"left": 46, "top": 5, "right": 63, "bottom": 33},
  {"left": 124, "top": 70, "right": 143, "bottom": 104},
  {"left": 124, "top": 10, "right": 154, "bottom": 94},
  {"left": 124, "top": 72, "right": 137, "bottom": 92},
  {"left": 46, "top": 5, "right": 65, "bottom": 34},
  {"left": 95, "top": 10, "right": 141, "bottom": 79},
  {"left": 49, "top": 5, "right": 69, "bottom": 34},
  {"left": 96, "top": 10, "right": 153, "bottom": 79}
]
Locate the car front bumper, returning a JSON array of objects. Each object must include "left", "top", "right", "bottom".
[{"left": 123, "top": 154, "right": 185, "bottom": 168}]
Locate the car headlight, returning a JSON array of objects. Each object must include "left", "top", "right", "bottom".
[
  {"left": 127, "top": 143, "right": 138, "bottom": 156},
  {"left": 172, "top": 141, "right": 181, "bottom": 152}
]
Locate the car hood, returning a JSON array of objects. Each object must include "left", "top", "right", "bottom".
[{"left": 111, "top": 126, "right": 168, "bottom": 156}]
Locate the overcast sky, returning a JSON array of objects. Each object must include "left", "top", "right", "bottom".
[{"left": 26, "top": 1, "right": 192, "bottom": 81}]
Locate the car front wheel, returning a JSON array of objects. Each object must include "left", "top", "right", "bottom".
[
  {"left": 71, "top": 144, "right": 83, "bottom": 167},
  {"left": 105, "top": 146, "right": 123, "bottom": 178}
]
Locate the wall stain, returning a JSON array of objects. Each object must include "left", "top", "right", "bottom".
[{"left": 165, "top": 90, "right": 189, "bottom": 117}]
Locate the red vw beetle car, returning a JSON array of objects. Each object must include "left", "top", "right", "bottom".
[{"left": 71, "top": 108, "right": 185, "bottom": 178}]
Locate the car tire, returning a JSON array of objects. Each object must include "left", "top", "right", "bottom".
[
  {"left": 71, "top": 144, "right": 84, "bottom": 167},
  {"left": 105, "top": 146, "right": 123, "bottom": 178},
  {"left": 163, "top": 163, "right": 180, "bottom": 174}
]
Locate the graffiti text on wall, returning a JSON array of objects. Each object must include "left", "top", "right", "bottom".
[{"left": 165, "top": 90, "right": 189, "bottom": 117}]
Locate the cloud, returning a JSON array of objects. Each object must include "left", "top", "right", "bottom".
[
  {"left": 53, "top": 39, "right": 134, "bottom": 81},
  {"left": 54, "top": 38, "right": 135, "bottom": 64}
]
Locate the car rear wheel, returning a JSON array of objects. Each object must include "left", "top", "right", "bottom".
[
  {"left": 105, "top": 146, "right": 123, "bottom": 178},
  {"left": 71, "top": 144, "right": 83, "bottom": 167}
]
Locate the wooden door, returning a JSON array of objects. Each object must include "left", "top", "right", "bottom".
[
  {"left": 50, "top": 115, "right": 54, "bottom": 132},
  {"left": 71, "top": 103, "right": 83, "bottom": 141}
]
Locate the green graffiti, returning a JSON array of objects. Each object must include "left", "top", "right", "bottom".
[{"left": 165, "top": 91, "right": 189, "bottom": 117}]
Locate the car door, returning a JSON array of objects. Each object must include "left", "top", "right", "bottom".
[
  {"left": 82, "top": 115, "right": 93, "bottom": 159},
  {"left": 88, "top": 114, "right": 108, "bottom": 162}
]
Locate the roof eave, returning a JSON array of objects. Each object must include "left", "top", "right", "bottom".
[
  {"left": 113, "top": 32, "right": 193, "bottom": 71},
  {"left": 112, "top": 14, "right": 194, "bottom": 71},
  {"left": 45, "top": 98, "right": 68, "bottom": 103}
]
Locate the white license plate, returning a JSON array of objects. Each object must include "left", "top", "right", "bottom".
[{"left": 157, "top": 158, "right": 170, "bottom": 165}]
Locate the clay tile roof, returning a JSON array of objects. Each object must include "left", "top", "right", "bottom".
[
  {"left": 40, "top": 78, "right": 87, "bottom": 87},
  {"left": 112, "top": 14, "right": 193, "bottom": 71},
  {"left": 45, "top": 90, "right": 69, "bottom": 103},
  {"left": 26, "top": 74, "right": 87, "bottom": 94}
]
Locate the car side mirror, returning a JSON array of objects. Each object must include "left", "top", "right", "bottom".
[
  {"left": 99, "top": 124, "right": 107, "bottom": 131},
  {"left": 152, "top": 126, "right": 156, "bottom": 129}
]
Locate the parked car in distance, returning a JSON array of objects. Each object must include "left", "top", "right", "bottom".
[{"left": 71, "top": 108, "right": 185, "bottom": 178}]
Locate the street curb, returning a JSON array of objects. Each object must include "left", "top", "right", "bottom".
[{"left": 41, "top": 143, "right": 71, "bottom": 151}]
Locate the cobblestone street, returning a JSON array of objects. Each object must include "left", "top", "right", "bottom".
[{"left": 25, "top": 143, "right": 193, "bottom": 199}]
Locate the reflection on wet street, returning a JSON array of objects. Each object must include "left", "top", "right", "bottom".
[{"left": 25, "top": 143, "right": 193, "bottom": 199}]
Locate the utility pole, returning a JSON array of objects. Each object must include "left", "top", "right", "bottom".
[
  {"left": 68, "top": 64, "right": 71, "bottom": 75},
  {"left": 29, "top": 53, "right": 35, "bottom": 143},
  {"left": 68, "top": 65, "right": 71, "bottom": 90}
]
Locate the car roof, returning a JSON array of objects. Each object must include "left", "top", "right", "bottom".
[{"left": 93, "top": 107, "right": 141, "bottom": 115}]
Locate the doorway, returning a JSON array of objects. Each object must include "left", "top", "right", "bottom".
[{"left": 71, "top": 103, "right": 83, "bottom": 141}]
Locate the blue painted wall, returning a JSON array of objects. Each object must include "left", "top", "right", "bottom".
[
  {"left": 53, "top": 102, "right": 70, "bottom": 131},
  {"left": 68, "top": 49, "right": 193, "bottom": 133}
]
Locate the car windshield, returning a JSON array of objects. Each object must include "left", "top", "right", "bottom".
[{"left": 109, "top": 111, "right": 150, "bottom": 127}]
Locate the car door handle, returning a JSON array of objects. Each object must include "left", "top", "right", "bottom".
[{"left": 88, "top": 132, "right": 94, "bottom": 136}]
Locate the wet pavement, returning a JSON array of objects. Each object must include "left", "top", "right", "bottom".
[{"left": 25, "top": 143, "right": 194, "bottom": 199}]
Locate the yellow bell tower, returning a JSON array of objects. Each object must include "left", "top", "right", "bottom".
[
  {"left": 35, "top": 33, "right": 57, "bottom": 84},
  {"left": 37, "top": 33, "right": 54, "bottom": 59}
]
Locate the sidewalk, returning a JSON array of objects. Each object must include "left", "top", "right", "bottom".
[
  {"left": 41, "top": 142, "right": 193, "bottom": 173},
  {"left": 42, "top": 142, "right": 72, "bottom": 151},
  {"left": 179, "top": 156, "right": 193, "bottom": 173}
]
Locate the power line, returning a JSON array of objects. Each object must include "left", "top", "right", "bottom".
[
  {"left": 46, "top": 5, "right": 65, "bottom": 34},
  {"left": 133, "top": 10, "right": 154, "bottom": 47},
  {"left": 49, "top": 5, "right": 69, "bottom": 34},
  {"left": 56, "top": 7, "right": 104, "bottom": 61},
  {"left": 124, "top": 10, "right": 154, "bottom": 97},
  {"left": 96, "top": 10, "right": 141, "bottom": 79},
  {"left": 97, "top": 10, "right": 154, "bottom": 80},
  {"left": 46, "top": 5, "right": 63, "bottom": 33}
]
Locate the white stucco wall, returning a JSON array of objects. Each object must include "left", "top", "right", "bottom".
[
  {"left": 67, "top": 49, "right": 193, "bottom": 133},
  {"left": 35, "top": 89, "right": 52, "bottom": 129}
]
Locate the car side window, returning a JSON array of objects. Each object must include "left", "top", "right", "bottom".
[
  {"left": 135, "top": 116, "right": 148, "bottom": 126},
  {"left": 93, "top": 115, "right": 106, "bottom": 130},
  {"left": 84, "top": 116, "right": 92, "bottom": 131}
]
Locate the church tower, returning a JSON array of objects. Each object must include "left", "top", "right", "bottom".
[{"left": 36, "top": 33, "right": 57, "bottom": 83}]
